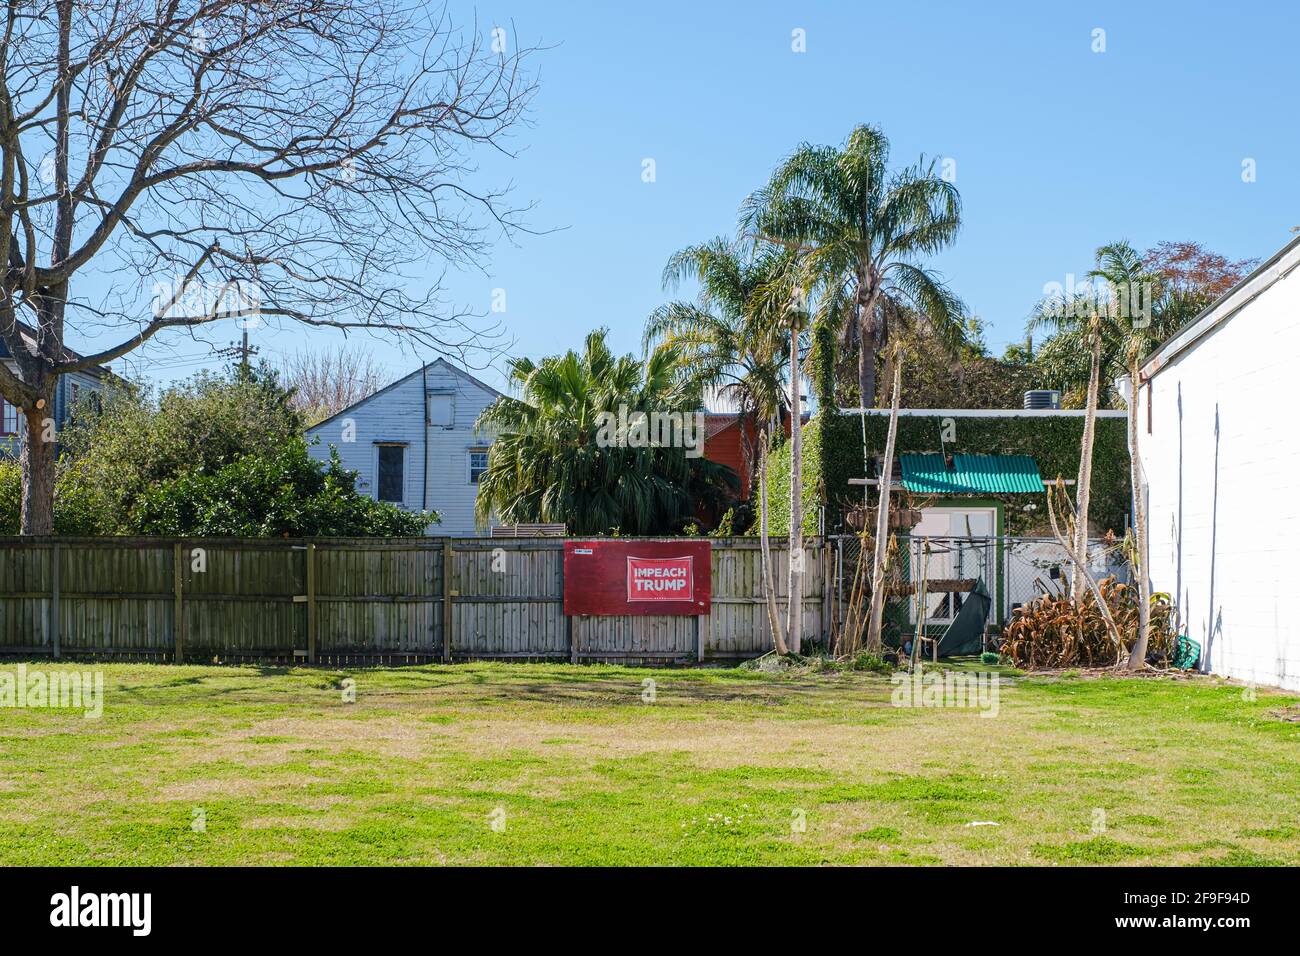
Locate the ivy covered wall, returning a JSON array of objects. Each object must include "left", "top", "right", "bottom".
[{"left": 759, "top": 411, "right": 1131, "bottom": 537}]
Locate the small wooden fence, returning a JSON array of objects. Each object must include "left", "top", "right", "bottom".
[{"left": 0, "top": 537, "right": 827, "bottom": 664}]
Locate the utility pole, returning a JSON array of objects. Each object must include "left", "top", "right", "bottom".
[{"left": 215, "top": 329, "right": 259, "bottom": 375}]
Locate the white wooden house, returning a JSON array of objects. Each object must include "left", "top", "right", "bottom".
[
  {"left": 1, "top": 321, "right": 108, "bottom": 456},
  {"left": 305, "top": 358, "right": 501, "bottom": 535},
  {"left": 1136, "top": 234, "right": 1300, "bottom": 690}
]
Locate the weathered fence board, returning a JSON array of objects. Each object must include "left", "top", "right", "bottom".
[{"left": 0, "top": 536, "right": 825, "bottom": 663}]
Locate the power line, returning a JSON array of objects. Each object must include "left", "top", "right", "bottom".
[{"left": 213, "top": 328, "right": 259, "bottom": 373}]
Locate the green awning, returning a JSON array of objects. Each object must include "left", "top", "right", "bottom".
[{"left": 899, "top": 454, "right": 1043, "bottom": 494}]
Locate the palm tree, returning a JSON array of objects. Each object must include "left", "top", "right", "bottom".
[
  {"left": 1031, "top": 241, "right": 1165, "bottom": 660},
  {"left": 741, "top": 124, "right": 967, "bottom": 408},
  {"left": 646, "top": 239, "right": 795, "bottom": 653},
  {"left": 1031, "top": 285, "right": 1106, "bottom": 598},
  {"left": 475, "top": 330, "right": 737, "bottom": 535},
  {"left": 1088, "top": 242, "right": 1163, "bottom": 669},
  {"left": 781, "top": 284, "right": 810, "bottom": 652},
  {"left": 1032, "top": 241, "right": 1251, "bottom": 407}
]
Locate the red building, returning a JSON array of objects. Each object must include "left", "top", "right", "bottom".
[{"left": 703, "top": 413, "right": 759, "bottom": 499}]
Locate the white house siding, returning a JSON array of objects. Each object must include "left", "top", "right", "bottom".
[
  {"left": 1137, "top": 245, "right": 1300, "bottom": 691},
  {"left": 305, "top": 359, "right": 499, "bottom": 536}
]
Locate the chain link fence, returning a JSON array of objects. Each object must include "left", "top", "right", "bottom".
[{"left": 830, "top": 533, "right": 1130, "bottom": 653}]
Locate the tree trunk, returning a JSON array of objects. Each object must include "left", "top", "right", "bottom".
[
  {"left": 1126, "top": 363, "right": 1152, "bottom": 669},
  {"left": 786, "top": 318, "right": 804, "bottom": 654},
  {"left": 857, "top": 320, "right": 877, "bottom": 409},
  {"left": 865, "top": 357, "right": 903, "bottom": 652},
  {"left": 20, "top": 397, "right": 57, "bottom": 535},
  {"left": 757, "top": 429, "right": 788, "bottom": 655},
  {"left": 855, "top": 278, "right": 879, "bottom": 408},
  {"left": 1071, "top": 325, "right": 1101, "bottom": 597}
]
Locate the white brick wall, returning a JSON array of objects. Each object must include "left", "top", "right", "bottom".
[{"left": 1137, "top": 252, "right": 1300, "bottom": 690}]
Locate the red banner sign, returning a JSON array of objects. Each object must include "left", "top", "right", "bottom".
[
  {"left": 564, "top": 540, "right": 710, "bottom": 616},
  {"left": 626, "top": 556, "right": 694, "bottom": 602}
]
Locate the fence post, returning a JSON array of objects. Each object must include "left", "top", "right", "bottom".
[
  {"left": 822, "top": 541, "right": 832, "bottom": 648},
  {"left": 50, "top": 542, "right": 60, "bottom": 659},
  {"left": 173, "top": 541, "right": 184, "bottom": 663},
  {"left": 567, "top": 615, "right": 577, "bottom": 664},
  {"left": 306, "top": 542, "right": 317, "bottom": 663},
  {"left": 442, "top": 539, "right": 453, "bottom": 663}
]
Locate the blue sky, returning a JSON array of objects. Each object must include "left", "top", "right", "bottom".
[{"left": 122, "top": 0, "right": 1298, "bottom": 391}]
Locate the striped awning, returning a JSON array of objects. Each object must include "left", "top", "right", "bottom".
[{"left": 899, "top": 454, "right": 1043, "bottom": 494}]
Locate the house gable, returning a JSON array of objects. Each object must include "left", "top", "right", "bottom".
[{"left": 305, "top": 358, "right": 503, "bottom": 535}]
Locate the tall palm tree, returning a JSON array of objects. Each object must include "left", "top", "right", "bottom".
[
  {"left": 1032, "top": 241, "right": 1248, "bottom": 407},
  {"left": 741, "top": 124, "right": 967, "bottom": 408},
  {"left": 646, "top": 239, "right": 796, "bottom": 653},
  {"left": 1088, "top": 241, "right": 1163, "bottom": 669},
  {"left": 475, "top": 330, "right": 737, "bottom": 535},
  {"left": 1031, "top": 286, "right": 1106, "bottom": 598},
  {"left": 1031, "top": 241, "right": 1164, "bottom": 658}
]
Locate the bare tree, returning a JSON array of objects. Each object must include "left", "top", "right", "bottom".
[
  {"left": 280, "top": 344, "right": 392, "bottom": 425},
  {"left": 0, "top": 1, "right": 537, "bottom": 532}
]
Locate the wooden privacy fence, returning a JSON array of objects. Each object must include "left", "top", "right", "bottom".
[{"left": 0, "top": 537, "right": 827, "bottom": 664}]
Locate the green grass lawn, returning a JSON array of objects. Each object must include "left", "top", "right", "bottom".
[{"left": 0, "top": 660, "right": 1297, "bottom": 865}]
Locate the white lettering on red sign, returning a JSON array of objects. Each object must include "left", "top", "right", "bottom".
[{"left": 626, "top": 556, "right": 694, "bottom": 602}]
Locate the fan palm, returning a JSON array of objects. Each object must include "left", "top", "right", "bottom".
[
  {"left": 741, "top": 124, "right": 967, "bottom": 407},
  {"left": 474, "top": 330, "right": 737, "bottom": 535}
]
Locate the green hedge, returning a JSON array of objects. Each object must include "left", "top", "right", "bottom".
[{"left": 759, "top": 411, "right": 1130, "bottom": 537}]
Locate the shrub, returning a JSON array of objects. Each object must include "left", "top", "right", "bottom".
[
  {"left": 980, "top": 651, "right": 1000, "bottom": 666},
  {"left": 0, "top": 458, "right": 108, "bottom": 535},
  {"left": 0, "top": 459, "right": 17, "bottom": 533},
  {"left": 1000, "top": 577, "right": 1177, "bottom": 669},
  {"left": 131, "top": 439, "right": 435, "bottom": 537},
  {"left": 847, "top": 651, "right": 893, "bottom": 674},
  {"left": 58, "top": 364, "right": 305, "bottom": 533}
]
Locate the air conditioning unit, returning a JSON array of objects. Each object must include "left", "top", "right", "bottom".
[{"left": 1023, "top": 389, "right": 1062, "bottom": 410}]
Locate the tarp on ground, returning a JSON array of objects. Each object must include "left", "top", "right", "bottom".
[{"left": 935, "top": 577, "right": 992, "bottom": 657}]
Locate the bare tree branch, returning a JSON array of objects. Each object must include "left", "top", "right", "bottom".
[{"left": 0, "top": 0, "right": 539, "bottom": 532}]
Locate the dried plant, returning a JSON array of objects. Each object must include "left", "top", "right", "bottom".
[
  {"left": 1002, "top": 577, "right": 1178, "bottom": 669},
  {"left": 1044, "top": 478, "right": 1125, "bottom": 656}
]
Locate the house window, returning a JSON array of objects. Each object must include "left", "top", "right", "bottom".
[
  {"left": 469, "top": 449, "right": 489, "bottom": 484},
  {"left": 0, "top": 399, "right": 16, "bottom": 436},
  {"left": 376, "top": 444, "right": 405, "bottom": 503},
  {"left": 428, "top": 392, "right": 454, "bottom": 428}
]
